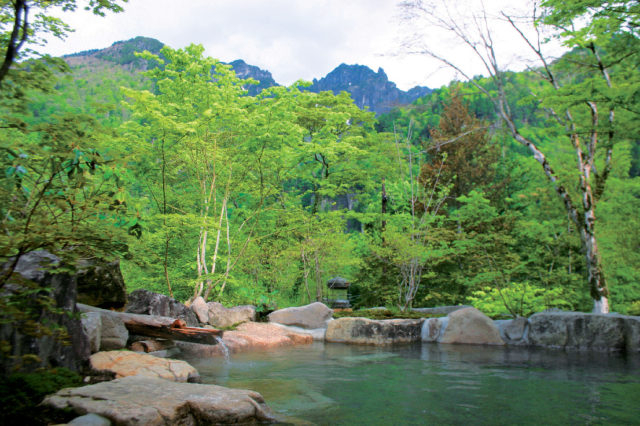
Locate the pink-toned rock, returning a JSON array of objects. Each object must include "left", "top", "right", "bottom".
[
  {"left": 190, "top": 296, "right": 209, "bottom": 324},
  {"left": 178, "top": 322, "right": 313, "bottom": 357},
  {"left": 440, "top": 307, "right": 504, "bottom": 345},
  {"left": 90, "top": 350, "right": 200, "bottom": 382}
]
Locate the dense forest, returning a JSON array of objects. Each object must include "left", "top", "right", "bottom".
[{"left": 1, "top": 0, "right": 639, "bottom": 331}]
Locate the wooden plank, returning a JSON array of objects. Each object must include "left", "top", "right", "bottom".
[{"left": 125, "top": 323, "right": 222, "bottom": 345}]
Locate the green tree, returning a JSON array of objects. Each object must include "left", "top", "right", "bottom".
[
  {"left": 401, "top": 0, "right": 640, "bottom": 313},
  {"left": 123, "top": 44, "right": 261, "bottom": 301},
  {"left": 0, "top": 0, "right": 126, "bottom": 85}
]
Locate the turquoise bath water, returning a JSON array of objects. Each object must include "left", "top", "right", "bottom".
[{"left": 183, "top": 343, "right": 640, "bottom": 425}]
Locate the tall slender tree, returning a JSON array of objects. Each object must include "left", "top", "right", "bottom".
[{"left": 400, "top": 0, "right": 640, "bottom": 312}]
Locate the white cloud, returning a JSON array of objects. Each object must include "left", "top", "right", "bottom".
[{"left": 41, "top": 0, "right": 566, "bottom": 90}]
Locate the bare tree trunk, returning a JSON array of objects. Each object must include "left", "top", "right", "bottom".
[
  {"left": 401, "top": 3, "right": 613, "bottom": 312},
  {"left": 163, "top": 238, "right": 173, "bottom": 298},
  {"left": 161, "top": 135, "right": 173, "bottom": 298},
  {"left": 301, "top": 247, "right": 312, "bottom": 304},
  {"left": 584, "top": 229, "right": 608, "bottom": 313},
  {"left": 216, "top": 202, "right": 233, "bottom": 298},
  {"left": 203, "top": 196, "right": 227, "bottom": 301},
  {"left": 381, "top": 177, "right": 388, "bottom": 232},
  {"left": 0, "top": 0, "right": 28, "bottom": 86}
]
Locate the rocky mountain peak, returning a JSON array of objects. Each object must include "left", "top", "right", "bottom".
[
  {"left": 228, "top": 59, "right": 278, "bottom": 96},
  {"left": 63, "top": 37, "right": 431, "bottom": 114},
  {"left": 309, "top": 63, "right": 430, "bottom": 114}
]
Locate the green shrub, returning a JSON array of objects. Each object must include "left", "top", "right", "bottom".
[{"left": 0, "top": 367, "right": 82, "bottom": 425}]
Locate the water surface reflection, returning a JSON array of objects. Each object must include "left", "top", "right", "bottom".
[{"left": 183, "top": 342, "right": 640, "bottom": 425}]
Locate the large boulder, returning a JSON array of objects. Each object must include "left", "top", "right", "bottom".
[
  {"left": 81, "top": 312, "right": 102, "bottom": 353},
  {"left": 439, "top": 307, "right": 504, "bottom": 345},
  {"left": 0, "top": 251, "right": 90, "bottom": 374},
  {"left": 325, "top": 317, "right": 423, "bottom": 345},
  {"left": 528, "top": 312, "right": 640, "bottom": 351},
  {"left": 268, "top": 302, "right": 333, "bottom": 329},
  {"left": 206, "top": 302, "right": 256, "bottom": 328},
  {"left": 190, "top": 296, "right": 209, "bottom": 324},
  {"left": 75, "top": 258, "right": 127, "bottom": 310},
  {"left": 89, "top": 350, "right": 200, "bottom": 383},
  {"left": 421, "top": 317, "right": 449, "bottom": 343},
  {"left": 126, "top": 289, "right": 198, "bottom": 327},
  {"left": 98, "top": 314, "right": 128, "bottom": 351},
  {"left": 42, "top": 375, "right": 275, "bottom": 425},
  {"left": 495, "top": 317, "right": 529, "bottom": 345},
  {"left": 178, "top": 322, "right": 313, "bottom": 357}
]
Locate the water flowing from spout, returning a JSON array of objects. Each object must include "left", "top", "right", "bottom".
[{"left": 215, "top": 336, "right": 230, "bottom": 362}]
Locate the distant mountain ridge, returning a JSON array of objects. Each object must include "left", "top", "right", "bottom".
[
  {"left": 309, "top": 64, "right": 430, "bottom": 114},
  {"left": 64, "top": 37, "right": 430, "bottom": 114}
]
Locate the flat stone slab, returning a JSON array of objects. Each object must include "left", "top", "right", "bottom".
[
  {"left": 43, "top": 375, "right": 275, "bottom": 425},
  {"left": 90, "top": 351, "right": 199, "bottom": 383},
  {"left": 325, "top": 317, "right": 423, "bottom": 345}
]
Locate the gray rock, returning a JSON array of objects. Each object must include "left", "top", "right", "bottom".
[
  {"left": 325, "top": 317, "right": 423, "bottom": 344},
  {"left": 623, "top": 315, "right": 640, "bottom": 352},
  {"left": 412, "top": 305, "right": 473, "bottom": 315},
  {"left": 126, "top": 289, "right": 198, "bottom": 326},
  {"left": 421, "top": 317, "right": 449, "bottom": 342},
  {"left": 528, "top": 312, "right": 639, "bottom": 351},
  {"left": 82, "top": 312, "right": 102, "bottom": 353},
  {"left": 0, "top": 250, "right": 90, "bottom": 374},
  {"left": 99, "top": 314, "right": 128, "bottom": 351},
  {"left": 190, "top": 296, "right": 209, "bottom": 324},
  {"left": 440, "top": 307, "right": 504, "bottom": 345},
  {"left": 68, "top": 413, "right": 111, "bottom": 425},
  {"left": 207, "top": 302, "right": 256, "bottom": 328},
  {"left": 495, "top": 317, "right": 529, "bottom": 345},
  {"left": 146, "top": 347, "right": 181, "bottom": 359},
  {"left": 42, "top": 375, "right": 275, "bottom": 425},
  {"left": 76, "top": 258, "right": 127, "bottom": 310},
  {"left": 268, "top": 302, "right": 333, "bottom": 329}
]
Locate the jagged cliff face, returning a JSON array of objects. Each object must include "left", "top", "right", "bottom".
[
  {"left": 228, "top": 59, "right": 278, "bottom": 96},
  {"left": 308, "top": 64, "right": 431, "bottom": 114},
  {"left": 63, "top": 37, "right": 430, "bottom": 114}
]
